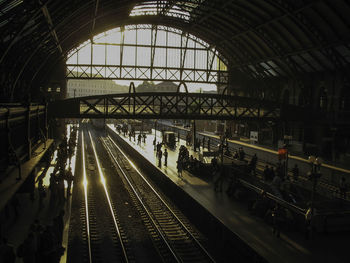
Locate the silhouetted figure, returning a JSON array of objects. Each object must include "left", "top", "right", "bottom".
[
  {"left": 292, "top": 164, "right": 299, "bottom": 181},
  {"left": 272, "top": 203, "right": 282, "bottom": 238},
  {"left": 38, "top": 179, "right": 46, "bottom": 208},
  {"left": 65, "top": 167, "right": 74, "bottom": 197},
  {"left": 137, "top": 134, "right": 142, "bottom": 145},
  {"left": 177, "top": 159, "right": 183, "bottom": 178},
  {"left": 0, "top": 238, "right": 15, "bottom": 263},
  {"left": 214, "top": 167, "right": 225, "bottom": 193},
  {"left": 158, "top": 149, "right": 162, "bottom": 168},
  {"left": 163, "top": 149, "right": 168, "bottom": 166},
  {"left": 238, "top": 147, "right": 245, "bottom": 161},
  {"left": 249, "top": 154, "right": 258, "bottom": 175},
  {"left": 339, "top": 177, "right": 348, "bottom": 199},
  {"left": 263, "top": 165, "right": 269, "bottom": 181},
  {"left": 53, "top": 210, "right": 65, "bottom": 247},
  {"left": 17, "top": 232, "right": 36, "bottom": 263}
]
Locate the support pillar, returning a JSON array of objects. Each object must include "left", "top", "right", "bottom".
[
  {"left": 44, "top": 102, "right": 48, "bottom": 140},
  {"left": 26, "top": 104, "right": 32, "bottom": 160},
  {"left": 192, "top": 120, "right": 196, "bottom": 152}
]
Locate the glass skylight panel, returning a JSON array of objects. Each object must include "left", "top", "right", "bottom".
[{"left": 129, "top": 1, "right": 191, "bottom": 21}]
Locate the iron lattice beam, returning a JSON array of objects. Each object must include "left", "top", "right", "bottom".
[
  {"left": 41, "top": 4, "right": 62, "bottom": 54},
  {"left": 66, "top": 65, "right": 228, "bottom": 84},
  {"left": 48, "top": 92, "right": 286, "bottom": 121}
]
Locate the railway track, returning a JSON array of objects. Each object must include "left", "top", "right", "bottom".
[
  {"left": 102, "top": 134, "right": 215, "bottom": 263},
  {"left": 80, "top": 131, "right": 130, "bottom": 263}
]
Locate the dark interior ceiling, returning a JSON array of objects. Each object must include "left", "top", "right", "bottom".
[{"left": 1, "top": 0, "right": 350, "bottom": 98}]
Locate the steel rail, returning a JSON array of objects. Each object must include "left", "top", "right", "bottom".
[
  {"left": 104, "top": 135, "right": 216, "bottom": 263},
  {"left": 81, "top": 131, "right": 92, "bottom": 263},
  {"left": 88, "top": 131, "right": 129, "bottom": 263}
]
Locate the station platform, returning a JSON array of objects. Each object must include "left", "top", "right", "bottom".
[
  {"left": 107, "top": 124, "right": 349, "bottom": 263},
  {"left": 155, "top": 121, "right": 350, "bottom": 201},
  {"left": 0, "top": 127, "right": 77, "bottom": 263}
]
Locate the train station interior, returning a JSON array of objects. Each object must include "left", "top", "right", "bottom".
[{"left": 0, "top": 1, "right": 349, "bottom": 262}]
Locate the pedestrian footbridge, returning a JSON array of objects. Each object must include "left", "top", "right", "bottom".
[{"left": 49, "top": 90, "right": 300, "bottom": 121}]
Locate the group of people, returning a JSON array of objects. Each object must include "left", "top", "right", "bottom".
[
  {"left": 154, "top": 141, "right": 168, "bottom": 168},
  {"left": 176, "top": 145, "right": 205, "bottom": 177},
  {"left": 0, "top": 125, "right": 78, "bottom": 263},
  {"left": 15, "top": 213, "right": 65, "bottom": 263},
  {"left": 137, "top": 133, "right": 147, "bottom": 146}
]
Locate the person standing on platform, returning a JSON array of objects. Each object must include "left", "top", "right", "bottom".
[
  {"left": 143, "top": 134, "right": 146, "bottom": 144},
  {"left": 305, "top": 205, "right": 313, "bottom": 240},
  {"left": 65, "top": 167, "right": 74, "bottom": 197},
  {"left": 272, "top": 203, "right": 282, "bottom": 238},
  {"left": 202, "top": 137, "right": 205, "bottom": 151},
  {"left": 157, "top": 142, "right": 162, "bottom": 154},
  {"left": 339, "top": 177, "right": 348, "bottom": 199},
  {"left": 158, "top": 149, "right": 162, "bottom": 168},
  {"left": 249, "top": 153, "right": 258, "bottom": 175},
  {"left": 207, "top": 138, "right": 211, "bottom": 152},
  {"left": 163, "top": 149, "right": 168, "bottom": 167},
  {"left": 238, "top": 147, "right": 245, "bottom": 161},
  {"left": 153, "top": 138, "right": 156, "bottom": 151},
  {"left": 57, "top": 171, "right": 65, "bottom": 207},
  {"left": 137, "top": 134, "right": 142, "bottom": 146},
  {"left": 177, "top": 159, "right": 183, "bottom": 178},
  {"left": 38, "top": 178, "right": 46, "bottom": 209},
  {"left": 292, "top": 164, "right": 299, "bottom": 182},
  {"left": 53, "top": 210, "right": 65, "bottom": 250}
]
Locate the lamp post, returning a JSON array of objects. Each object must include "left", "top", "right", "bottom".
[
  {"left": 154, "top": 120, "right": 157, "bottom": 140},
  {"left": 307, "top": 155, "right": 323, "bottom": 211}
]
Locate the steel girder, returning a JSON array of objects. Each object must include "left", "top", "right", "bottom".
[{"left": 48, "top": 92, "right": 282, "bottom": 121}]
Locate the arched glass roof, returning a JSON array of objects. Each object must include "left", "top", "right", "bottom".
[{"left": 66, "top": 24, "right": 227, "bottom": 91}]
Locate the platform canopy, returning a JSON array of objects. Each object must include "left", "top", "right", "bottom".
[{"left": 1, "top": 0, "right": 350, "bottom": 99}]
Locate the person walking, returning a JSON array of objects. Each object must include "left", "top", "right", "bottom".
[
  {"left": 158, "top": 149, "right": 162, "bottom": 168},
  {"left": 163, "top": 149, "right": 168, "bottom": 167}
]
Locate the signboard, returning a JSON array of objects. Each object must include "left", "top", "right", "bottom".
[{"left": 250, "top": 131, "right": 258, "bottom": 142}]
